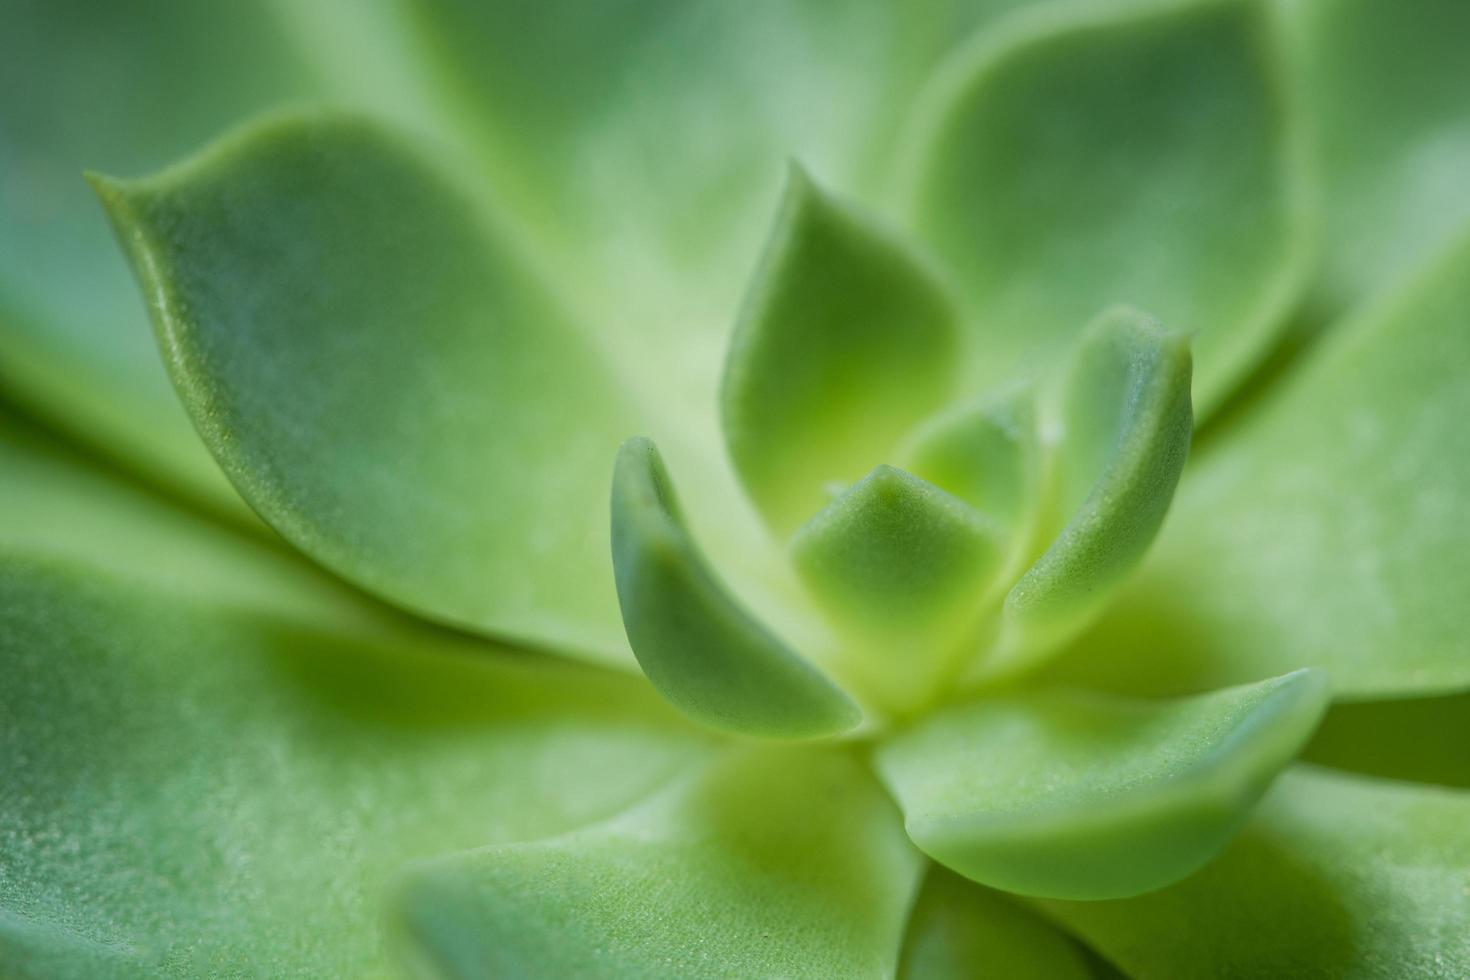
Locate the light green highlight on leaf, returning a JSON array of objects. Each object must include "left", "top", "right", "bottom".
[
  {"left": 1286, "top": 0, "right": 1470, "bottom": 312},
  {"left": 910, "top": 0, "right": 1307, "bottom": 415},
  {"left": 1056, "top": 223, "right": 1470, "bottom": 699},
  {"left": 876, "top": 670, "right": 1328, "bottom": 900},
  {"left": 791, "top": 465, "right": 1004, "bottom": 714},
  {"left": 394, "top": 747, "right": 923, "bottom": 980},
  {"left": 981, "top": 309, "right": 1191, "bottom": 680},
  {"left": 92, "top": 110, "right": 643, "bottom": 667},
  {"left": 0, "top": 413, "right": 706, "bottom": 978},
  {"left": 612, "top": 437, "right": 861, "bottom": 738},
  {"left": 899, "top": 867, "right": 1093, "bottom": 980},
  {"left": 1038, "top": 766, "right": 1470, "bottom": 978},
  {"left": 0, "top": 0, "right": 316, "bottom": 518},
  {"left": 722, "top": 166, "right": 961, "bottom": 538}
]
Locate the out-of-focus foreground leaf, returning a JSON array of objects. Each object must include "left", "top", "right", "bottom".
[
  {"left": 0, "top": 415, "right": 706, "bottom": 977},
  {"left": 394, "top": 748, "right": 921, "bottom": 979}
]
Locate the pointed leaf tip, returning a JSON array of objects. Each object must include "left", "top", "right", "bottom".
[
  {"left": 611, "top": 438, "right": 861, "bottom": 739},
  {"left": 877, "top": 669, "right": 1330, "bottom": 900},
  {"left": 721, "top": 166, "right": 961, "bottom": 538}
]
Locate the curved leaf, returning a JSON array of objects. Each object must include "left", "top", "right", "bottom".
[
  {"left": 1037, "top": 766, "right": 1470, "bottom": 978},
  {"left": 875, "top": 670, "right": 1328, "bottom": 899},
  {"left": 394, "top": 747, "right": 923, "bottom": 979},
  {"left": 909, "top": 0, "right": 1306, "bottom": 414},
  {"left": 1286, "top": 0, "right": 1470, "bottom": 311},
  {"left": 722, "top": 167, "right": 960, "bottom": 538},
  {"left": 0, "top": 0, "right": 313, "bottom": 516},
  {"left": 1052, "top": 223, "right": 1470, "bottom": 698},
  {"left": 94, "top": 111, "right": 645, "bottom": 666},
  {"left": 611, "top": 438, "right": 860, "bottom": 738},
  {"left": 899, "top": 868, "right": 1093, "bottom": 980},
  {"left": 979, "top": 309, "right": 1191, "bottom": 681},
  {"left": 791, "top": 465, "right": 1005, "bottom": 713},
  {"left": 0, "top": 413, "right": 707, "bottom": 977}
]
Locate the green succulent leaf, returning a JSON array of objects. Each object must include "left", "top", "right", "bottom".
[
  {"left": 979, "top": 309, "right": 1192, "bottom": 681},
  {"left": 876, "top": 670, "right": 1328, "bottom": 900},
  {"left": 394, "top": 747, "right": 922, "bottom": 979},
  {"left": 397, "top": 0, "right": 953, "bottom": 325},
  {"left": 899, "top": 867, "right": 1093, "bottom": 980},
  {"left": 93, "top": 111, "right": 646, "bottom": 667},
  {"left": 1287, "top": 0, "right": 1470, "bottom": 311},
  {"left": 0, "top": 0, "right": 314, "bottom": 517},
  {"left": 910, "top": 0, "right": 1306, "bottom": 414},
  {"left": 0, "top": 415, "right": 706, "bottom": 977},
  {"left": 792, "top": 465, "right": 1004, "bottom": 714},
  {"left": 1037, "top": 766, "right": 1470, "bottom": 978},
  {"left": 1056, "top": 223, "right": 1470, "bottom": 698},
  {"left": 1302, "top": 691, "right": 1470, "bottom": 790},
  {"left": 721, "top": 166, "right": 961, "bottom": 538},
  {"left": 611, "top": 437, "right": 861, "bottom": 739},
  {"left": 900, "top": 384, "right": 1041, "bottom": 535}
]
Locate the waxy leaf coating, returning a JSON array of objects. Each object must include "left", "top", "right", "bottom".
[{"left": 95, "top": 112, "right": 642, "bottom": 666}]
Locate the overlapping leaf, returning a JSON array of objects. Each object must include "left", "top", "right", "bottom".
[
  {"left": 1038, "top": 767, "right": 1470, "bottom": 978},
  {"left": 395, "top": 748, "right": 922, "bottom": 979},
  {"left": 0, "top": 415, "right": 707, "bottom": 977},
  {"left": 877, "top": 671, "right": 1327, "bottom": 899}
]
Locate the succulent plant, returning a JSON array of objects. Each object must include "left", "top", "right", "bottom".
[{"left": 4, "top": 0, "right": 1470, "bottom": 976}]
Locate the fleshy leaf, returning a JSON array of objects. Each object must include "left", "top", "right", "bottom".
[
  {"left": 0, "top": 0, "right": 313, "bottom": 517},
  {"left": 0, "top": 413, "right": 707, "bottom": 976},
  {"left": 1052, "top": 223, "right": 1470, "bottom": 698},
  {"left": 1037, "top": 766, "right": 1470, "bottom": 977},
  {"left": 398, "top": 1, "right": 954, "bottom": 334},
  {"left": 980, "top": 309, "right": 1191, "bottom": 681},
  {"left": 909, "top": 0, "right": 1305, "bottom": 414},
  {"left": 94, "top": 111, "right": 643, "bottom": 666},
  {"left": 611, "top": 438, "right": 860, "bottom": 738},
  {"left": 875, "top": 670, "right": 1328, "bottom": 900},
  {"left": 899, "top": 867, "right": 1093, "bottom": 980},
  {"left": 1286, "top": 0, "right": 1470, "bottom": 310},
  {"left": 722, "top": 167, "right": 960, "bottom": 537},
  {"left": 1302, "top": 692, "right": 1470, "bottom": 790},
  {"left": 394, "top": 747, "right": 923, "bottom": 979},
  {"left": 791, "top": 465, "right": 1004, "bottom": 713},
  {"left": 900, "top": 385, "right": 1040, "bottom": 533}
]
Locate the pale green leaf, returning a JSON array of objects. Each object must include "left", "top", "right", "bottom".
[
  {"left": 791, "top": 465, "right": 1004, "bottom": 714},
  {"left": 722, "top": 167, "right": 960, "bottom": 538},
  {"left": 94, "top": 111, "right": 644, "bottom": 667},
  {"left": 979, "top": 309, "right": 1191, "bottom": 681},
  {"left": 899, "top": 868, "right": 1094, "bottom": 980},
  {"left": 1285, "top": 0, "right": 1470, "bottom": 311},
  {"left": 909, "top": 0, "right": 1306, "bottom": 414},
  {"left": 1037, "top": 766, "right": 1470, "bottom": 978},
  {"left": 1302, "top": 692, "right": 1470, "bottom": 790},
  {"left": 900, "top": 385, "right": 1040, "bottom": 534},
  {"left": 876, "top": 670, "right": 1328, "bottom": 899},
  {"left": 1050, "top": 224, "right": 1470, "bottom": 698},
  {"left": 0, "top": 414, "right": 707, "bottom": 977},
  {"left": 394, "top": 747, "right": 923, "bottom": 979},
  {"left": 0, "top": 0, "right": 313, "bottom": 517},
  {"left": 611, "top": 438, "right": 860, "bottom": 738}
]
